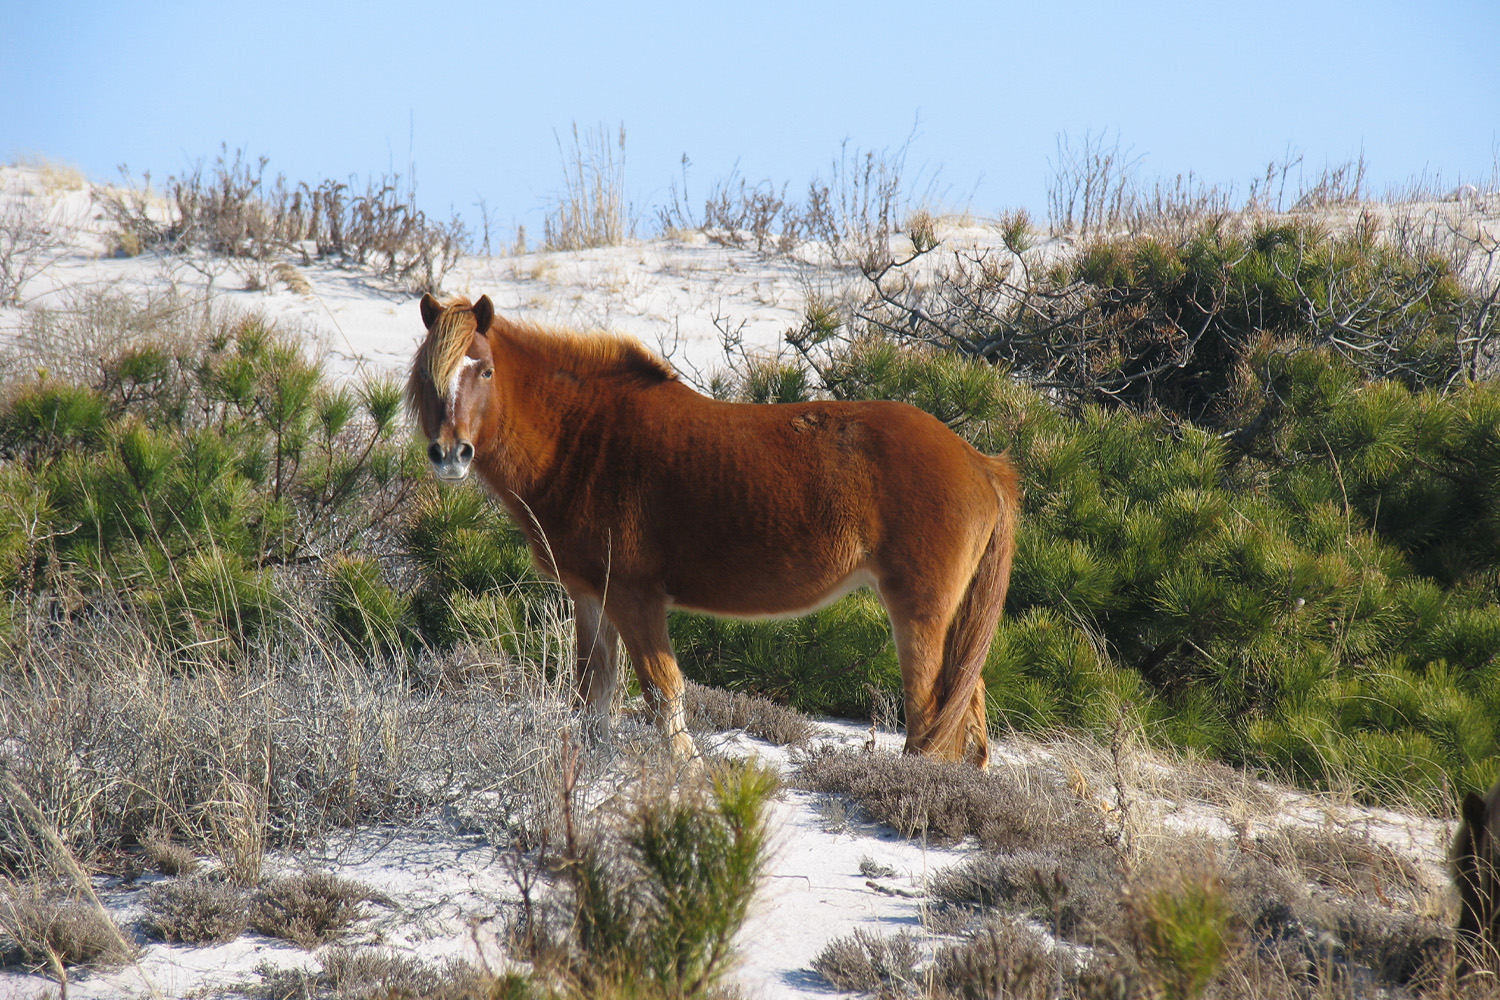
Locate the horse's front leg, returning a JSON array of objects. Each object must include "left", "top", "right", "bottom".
[
  {"left": 569, "top": 588, "right": 620, "bottom": 720},
  {"left": 604, "top": 594, "right": 698, "bottom": 761}
]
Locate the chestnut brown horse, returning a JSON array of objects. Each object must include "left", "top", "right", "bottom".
[{"left": 406, "top": 293, "right": 1019, "bottom": 765}]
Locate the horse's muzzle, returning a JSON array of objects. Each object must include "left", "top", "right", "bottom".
[{"left": 428, "top": 440, "right": 474, "bottom": 480}]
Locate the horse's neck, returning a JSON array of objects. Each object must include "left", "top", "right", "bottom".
[{"left": 482, "top": 343, "right": 579, "bottom": 497}]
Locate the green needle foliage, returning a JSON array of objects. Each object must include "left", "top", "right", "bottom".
[
  {"left": 0, "top": 308, "right": 416, "bottom": 657},
  {"left": 1127, "top": 866, "right": 1236, "bottom": 1000},
  {"left": 672, "top": 590, "right": 901, "bottom": 718},
  {"left": 975, "top": 356, "right": 1500, "bottom": 804},
  {"left": 681, "top": 216, "right": 1500, "bottom": 807}
]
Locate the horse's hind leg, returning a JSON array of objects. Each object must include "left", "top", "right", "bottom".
[
  {"left": 603, "top": 594, "right": 698, "bottom": 760},
  {"left": 964, "top": 677, "right": 991, "bottom": 769},
  {"left": 570, "top": 589, "right": 620, "bottom": 719},
  {"left": 880, "top": 562, "right": 977, "bottom": 762},
  {"left": 888, "top": 614, "right": 960, "bottom": 760}
]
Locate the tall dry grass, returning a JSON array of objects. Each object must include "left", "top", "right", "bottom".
[{"left": 543, "top": 123, "right": 632, "bottom": 251}]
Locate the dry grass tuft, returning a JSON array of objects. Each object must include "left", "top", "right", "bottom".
[
  {"left": 0, "top": 885, "right": 137, "bottom": 972},
  {"left": 272, "top": 261, "right": 313, "bottom": 294},
  {"left": 543, "top": 122, "right": 630, "bottom": 251},
  {"left": 142, "top": 829, "right": 200, "bottom": 877},
  {"left": 0, "top": 607, "right": 600, "bottom": 881},
  {"left": 1249, "top": 824, "right": 1427, "bottom": 903}
]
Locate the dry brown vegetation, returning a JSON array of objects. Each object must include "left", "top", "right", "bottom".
[
  {"left": 543, "top": 123, "right": 632, "bottom": 251},
  {"left": 657, "top": 135, "right": 924, "bottom": 271},
  {"left": 143, "top": 876, "right": 250, "bottom": 945},
  {"left": 249, "top": 947, "right": 494, "bottom": 1000},
  {"left": 684, "top": 679, "right": 817, "bottom": 747},
  {"left": 0, "top": 885, "right": 136, "bottom": 975},
  {"left": 249, "top": 872, "right": 375, "bottom": 949},
  {"left": 95, "top": 146, "right": 468, "bottom": 293},
  {"left": 801, "top": 744, "right": 1485, "bottom": 999}
]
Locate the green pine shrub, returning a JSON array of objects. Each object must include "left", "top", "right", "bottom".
[
  {"left": 738, "top": 358, "right": 813, "bottom": 404},
  {"left": 671, "top": 589, "right": 900, "bottom": 717},
  {"left": 533, "top": 762, "right": 777, "bottom": 1000},
  {"left": 824, "top": 336, "right": 1005, "bottom": 429},
  {"left": 1126, "top": 865, "right": 1236, "bottom": 1000},
  {"left": 857, "top": 215, "right": 1489, "bottom": 422},
  {"left": 325, "top": 554, "right": 416, "bottom": 657},
  {"left": 0, "top": 307, "right": 418, "bottom": 656},
  {"left": 704, "top": 247, "right": 1500, "bottom": 804},
  {"left": 402, "top": 483, "right": 560, "bottom": 654}
]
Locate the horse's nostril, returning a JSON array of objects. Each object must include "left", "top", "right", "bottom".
[
  {"left": 427, "top": 442, "right": 444, "bottom": 463},
  {"left": 456, "top": 441, "right": 474, "bottom": 462}
]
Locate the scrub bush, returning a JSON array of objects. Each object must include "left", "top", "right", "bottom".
[
  {"left": 680, "top": 216, "right": 1500, "bottom": 805},
  {"left": 0, "top": 307, "right": 414, "bottom": 656},
  {"left": 524, "top": 762, "right": 777, "bottom": 1000}
]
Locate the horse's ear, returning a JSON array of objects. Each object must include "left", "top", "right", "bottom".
[
  {"left": 473, "top": 295, "right": 494, "bottom": 336},
  {"left": 1464, "top": 791, "right": 1490, "bottom": 833},
  {"left": 420, "top": 293, "right": 443, "bottom": 330}
]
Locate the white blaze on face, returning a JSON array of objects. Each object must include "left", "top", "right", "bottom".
[{"left": 447, "top": 357, "right": 482, "bottom": 415}]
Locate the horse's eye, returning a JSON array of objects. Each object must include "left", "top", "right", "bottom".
[{"left": 482, "top": 368, "right": 493, "bottom": 379}]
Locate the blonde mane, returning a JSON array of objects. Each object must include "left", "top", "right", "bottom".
[
  {"left": 426, "top": 299, "right": 480, "bottom": 391},
  {"left": 409, "top": 298, "right": 675, "bottom": 415}
]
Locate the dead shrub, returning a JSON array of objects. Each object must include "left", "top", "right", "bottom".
[
  {"left": 929, "top": 917, "right": 1061, "bottom": 1000},
  {"left": 658, "top": 137, "right": 919, "bottom": 270},
  {"left": 809, "top": 926, "right": 922, "bottom": 995},
  {"left": 0, "top": 188, "right": 76, "bottom": 306},
  {"left": 930, "top": 848, "right": 1121, "bottom": 943},
  {"left": 249, "top": 872, "right": 373, "bottom": 949},
  {"left": 144, "top": 875, "right": 250, "bottom": 944},
  {"left": 97, "top": 147, "right": 467, "bottom": 293},
  {"left": 253, "top": 946, "right": 493, "bottom": 1000},
  {"left": 683, "top": 680, "right": 815, "bottom": 747},
  {"left": 794, "top": 746, "right": 1102, "bottom": 850}
]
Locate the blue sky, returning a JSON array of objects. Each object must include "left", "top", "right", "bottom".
[{"left": 4, "top": 0, "right": 1497, "bottom": 241}]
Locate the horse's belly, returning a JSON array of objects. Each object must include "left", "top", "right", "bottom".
[{"left": 666, "top": 566, "right": 877, "bottom": 621}]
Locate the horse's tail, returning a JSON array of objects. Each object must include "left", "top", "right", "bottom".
[{"left": 922, "top": 454, "right": 1019, "bottom": 764}]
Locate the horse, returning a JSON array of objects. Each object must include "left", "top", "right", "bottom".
[
  {"left": 1455, "top": 779, "right": 1500, "bottom": 973},
  {"left": 405, "top": 293, "right": 1019, "bottom": 765}
]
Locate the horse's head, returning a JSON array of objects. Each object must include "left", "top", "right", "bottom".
[{"left": 408, "top": 293, "right": 496, "bottom": 481}]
